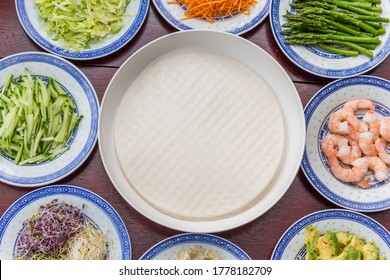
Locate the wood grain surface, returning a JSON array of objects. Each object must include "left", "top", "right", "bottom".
[{"left": 0, "top": 0, "right": 389, "bottom": 260}]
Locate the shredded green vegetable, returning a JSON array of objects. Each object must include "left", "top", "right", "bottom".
[
  {"left": 34, "top": 0, "right": 131, "bottom": 51},
  {"left": 0, "top": 68, "right": 83, "bottom": 165}
]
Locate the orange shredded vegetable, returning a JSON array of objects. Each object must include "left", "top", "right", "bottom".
[{"left": 168, "top": 0, "right": 257, "bottom": 24}]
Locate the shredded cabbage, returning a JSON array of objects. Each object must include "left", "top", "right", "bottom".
[{"left": 34, "top": 0, "right": 131, "bottom": 51}]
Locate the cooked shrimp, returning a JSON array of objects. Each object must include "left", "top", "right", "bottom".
[
  {"left": 321, "top": 134, "right": 349, "bottom": 158},
  {"left": 348, "top": 121, "right": 369, "bottom": 142},
  {"left": 359, "top": 121, "right": 369, "bottom": 133},
  {"left": 324, "top": 98, "right": 389, "bottom": 187},
  {"left": 362, "top": 112, "right": 380, "bottom": 141},
  {"left": 379, "top": 117, "right": 390, "bottom": 142},
  {"left": 359, "top": 131, "right": 378, "bottom": 156},
  {"left": 337, "top": 137, "right": 362, "bottom": 165},
  {"left": 355, "top": 178, "right": 371, "bottom": 188},
  {"left": 328, "top": 109, "right": 359, "bottom": 135},
  {"left": 375, "top": 137, "right": 390, "bottom": 165},
  {"left": 365, "top": 156, "right": 388, "bottom": 183},
  {"left": 343, "top": 99, "right": 375, "bottom": 114},
  {"left": 328, "top": 156, "right": 369, "bottom": 183}
]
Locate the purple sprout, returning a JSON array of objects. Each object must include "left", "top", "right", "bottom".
[{"left": 15, "top": 199, "right": 85, "bottom": 260}]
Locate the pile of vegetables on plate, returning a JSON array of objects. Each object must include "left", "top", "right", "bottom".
[
  {"left": 15, "top": 199, "right": 109, "bottom": 260},
  {"left": 34, "top": 0, "right": 131, "bottom": 51},
  {"left": 304, "top": 225, "right": 386, "bottom": 260},
  {"left": 0, "top": 68, "right": 82, "bottom": 165},
  {"left": 168, "top": 0, "right": 257, "bottom": 24},
  {"left": 281, "top": 0, "right": 389, "bottom": 57}
]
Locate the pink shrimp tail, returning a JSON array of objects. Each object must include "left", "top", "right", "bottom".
[{"left": 355, "top": 178, "right": 371, "bottom": 188}]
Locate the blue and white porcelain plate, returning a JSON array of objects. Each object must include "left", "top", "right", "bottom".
[
  {"left": 140, "top": 233, "right": 251, "bottom": 260},
  {"left": 152, "top": 0, "right": 269, "bottom": 35},
  {"left": 0, "top": 52, "right": 99, "bottom": 187},
  {"left": 15, "top": 0, "right": 149, "bottom": 60},
  {"left": 271, "top": 209, "right": 390, "bottom": 260},
  {"left": 0, "top": 185, "right": 131, "bottom": 259},
  {"left": 302, "top": 76, "right": 390, "bottom": 212},
  {"left": 270, "top": 0, "right": 390, "bottom": 78}
]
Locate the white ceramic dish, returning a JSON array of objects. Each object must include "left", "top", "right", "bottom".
[
  {"left": 269, "top": 0, "right": 390, "bottom": 78},
  {"left": 302, "top": 76, "right": 390, "bottom": 212},
  {"left": 0, "top": 185, "right": 131, "bottom": 259},
  {"left": 0, "top": 52, "right": 98, "bottom": 187},
  {"left": 99, "top": 30, "right": 305, "bottom": 233},
  {"left": 153, "top": 0, "right": 270, "bottom": 34},
  {"left": 16, "top": 0, "right": 149, "bottom": 60},
  {"left": 271, "top": 209, "right": 390, "bottom": 260},
  {"left": 140, "top": 233, "right": 250, "bottom": 260}
]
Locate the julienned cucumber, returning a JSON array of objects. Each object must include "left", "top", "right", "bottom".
[{"left": 0, "top": 68, "right": 83, "bottom": 165}]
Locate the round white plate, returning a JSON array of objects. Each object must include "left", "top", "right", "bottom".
[
  {"left": 0, "top": 52, "right": 99, "bottom": 187},
  {"left": 269, "top": 0, "right": 390, "bottom": 78},
  {"left": 271, "top": 209, "right": 390, "bottom": 260},
  {"left": 140, "top": 233, "right": 250, "bottom": 260},
  {"left": 0, "top": 185, "right": 131, "bottom": 259},
  {"left": 153, "top": 0, "right": 270, "bottom": 34},
  {"left": 15, "top": 0, "right": 149, "bottom": 60},
  {"left": 302, "top": 76, "right": 390, "bottom": 212},
  {"left": 99, "top": 30, "right": 305, "bottom": 233}
]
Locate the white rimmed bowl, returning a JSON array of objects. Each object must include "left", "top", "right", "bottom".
[{"left": 99, "top": 30, "right": 305, "bottom": 233}]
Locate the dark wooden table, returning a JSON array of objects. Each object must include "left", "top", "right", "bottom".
[{"left": 1, "top": 0, "right": 389, "bottom": 260}]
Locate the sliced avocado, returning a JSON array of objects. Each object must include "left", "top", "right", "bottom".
[
  {"left": 305, "top": 225, "right": 320, "bottom": 260},
  {"left": 304, "top": 225, "right": 385, "bottom": 261},
  {"left": 332, "top": 245, "right": 362, "bottom": 260},
  {"left": 362, "top": 241, "right": 380, "bottom": 260},
  {"left": 317, "top": 231, "right": 340, "bottom": 259},
  {"left": 336, "top": 231, "right": 354, "bottom": 247},
  {"left": 350, "top": 235, "right": 367, "bottom": 252}
]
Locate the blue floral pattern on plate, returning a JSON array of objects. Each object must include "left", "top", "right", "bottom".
[
  {"left": 0, "top": 185, "right": 131, "bottom": 259},
  {"left": 270, "top": 0, "right": 390, "bottom": 78},
  {"left": 152, "top": 0, "right": 270, "bottom": 35},
  {"left": 271, "top": 209, "right": 390, "bottom": 260},
  {"left": 301, "top": 76, "right": 390, "bottom": 211},
  {"left": 15, "top": 0, "right": 150, "bottom": 60},
  {"left": 0, "top": 52, "right": 98, "bottom": 187},
  {"left": 140, "top": 233, "right": 251, "bottom": 260}
]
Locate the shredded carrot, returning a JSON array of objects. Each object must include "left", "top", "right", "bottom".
[{"left": 168, "top": 0, "right": 257, "bottom": 24}]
